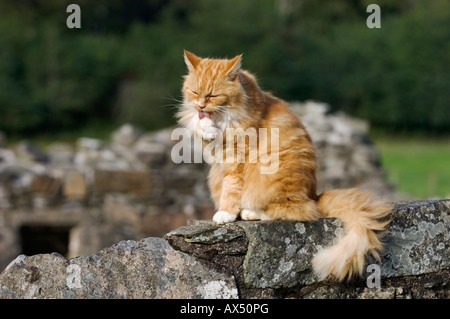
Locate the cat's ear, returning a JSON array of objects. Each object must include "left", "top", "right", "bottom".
[
  {"left": 184, "top": 50, "right": 201, "bottom": 72},
  {"left": 226, "top": 54, "right": 242, "bottom": 81}
]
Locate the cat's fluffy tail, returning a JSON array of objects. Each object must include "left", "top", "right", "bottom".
[{"left": 312, "top": 188, "right": 392, "bottom": 281}]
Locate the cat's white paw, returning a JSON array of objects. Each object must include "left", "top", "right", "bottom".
[
  {"left": 202, "top": 126, "right": 218, "bottom": 141},
  {"left": 199, "top": 117, "right": 214, "bottom": 129},
  {"left": 199, "top": 117, "right": 219, "bottom": 141},
  {"left": 241, "top": 209, "right": 262, "bottom": 221},
  {"left": 213, "top": 211, "right": 237, "bottom": 224},
  {"left": 241, "top": 208, "right": 271, "bottom": 221}
]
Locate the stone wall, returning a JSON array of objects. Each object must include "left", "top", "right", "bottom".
[
  {"left": 0, "top": 126, "right": 213, "bottom": 271},
  {"left": 0, "top": 199, "right": 448, "bottom": 299},
  {"left": 0, "top": 101, "right": 400, "bottom": 272}
]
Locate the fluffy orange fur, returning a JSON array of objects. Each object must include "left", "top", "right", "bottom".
[{"left": 177, "top": 51, "right": 393, "bottom": 281}]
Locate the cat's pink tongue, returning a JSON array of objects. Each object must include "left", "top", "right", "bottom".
[{"left": 198, "top": 111, "right": 211, "bottom": 119}]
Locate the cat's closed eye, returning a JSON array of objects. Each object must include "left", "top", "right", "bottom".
[{"left": 187, "top": 88, "right": 198, "bottom": 96}]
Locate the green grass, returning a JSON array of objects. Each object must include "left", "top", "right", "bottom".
[{"left": 372, "top": 136, "right": 450, "bottom": 199}]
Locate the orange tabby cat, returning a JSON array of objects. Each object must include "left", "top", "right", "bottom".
[{"left": 177, "top": 50, "right": 392, "bottom": 281}]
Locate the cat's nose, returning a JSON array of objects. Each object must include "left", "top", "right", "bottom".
[{"left": 197, "top": 101, "right": 206, "bottom": 109}]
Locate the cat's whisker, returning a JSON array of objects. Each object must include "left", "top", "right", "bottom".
[
  {"left": 165, "top": 93, "right": 184, "bottom": 104},
  {"left": 159, "top": 94, "right": 188, "bottom": 111},
  {"left": 160, "top": 104, "right": 183, "bottom": 112}
]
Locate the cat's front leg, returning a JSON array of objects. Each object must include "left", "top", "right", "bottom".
[{"left": 212, "top": 163, "right": 243, "bottom": 224}]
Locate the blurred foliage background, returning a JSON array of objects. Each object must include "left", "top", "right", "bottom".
[
  {"left": 0, "top": 0, "right": 449, "bottom": 135},
  {"left": 0, "top": 0, "right": 449, "bottom": 198}
]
